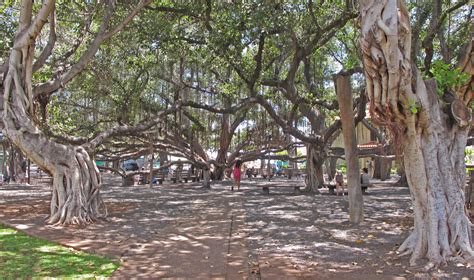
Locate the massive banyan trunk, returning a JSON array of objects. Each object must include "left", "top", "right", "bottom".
[
  {"left": 359, "top": 0, "right": 473, "bottom": 266},
  {"left": 213, "top": 110, "right": 231, "bottom": 180},
  {"left": 305, "top": 144, "right": 324, "bottom": 193},
  {"left": 400, "top": 89, "right": 472, "bottom": 265},
  {"left": 3, "top": 1, "right": 106, "bottom": 225}
]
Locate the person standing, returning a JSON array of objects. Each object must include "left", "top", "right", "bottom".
[
  {"left": 335, "top": 170, "right": 345, "bottom": 196},
  {"left": 367, "top": 160, "right": 374, "bottom": 178},
  {"left": 232, "top": 159, "right": 242, "bottom": 191},
  {"left": 19, "top": 159, "right": 27, "bottom": 184}
]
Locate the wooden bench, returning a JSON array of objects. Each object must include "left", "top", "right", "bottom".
[{"left": 171, "top": 170, "right": 200, "bottom": 183}]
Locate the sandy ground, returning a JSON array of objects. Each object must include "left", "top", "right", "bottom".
[{"left": 0, "top": 173, "right": 473, "bottom": 279}]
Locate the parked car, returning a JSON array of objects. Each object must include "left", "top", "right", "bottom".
[{"left": 122, "top": 160, "right": 139, "bottom": 171}]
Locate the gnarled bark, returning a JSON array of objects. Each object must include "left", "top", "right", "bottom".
[
  {"left": 4, "top": 47, "right": 106, "bottom": 225},
  {"left": 359, "top": 0, "right": 473, "bottom": 266},
  {"left": 2, "top": 0, "right": 149, "bottom": 225}
]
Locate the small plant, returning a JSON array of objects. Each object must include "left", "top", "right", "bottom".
[
  {"left": 408, "top": 99, "right": 418, "bottom": 115},
  {"left": 431, "top": 60, "right": 470, "bottom": 97}
]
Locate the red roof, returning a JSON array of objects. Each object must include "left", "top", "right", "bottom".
[{"left": 357, "top": 141, "right": 382, "bottom": 149}]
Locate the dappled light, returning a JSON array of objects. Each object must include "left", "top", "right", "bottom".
[
  {"left": 1, "top": 174, "right": 471, "bottom": 278},
  {"left": 0, "top": 0, "right": 471, "bottom": 278}
]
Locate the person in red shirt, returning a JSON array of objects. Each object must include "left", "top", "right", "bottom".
[{"left": 232, "top": 159, "right": 242, "bottom": 191}]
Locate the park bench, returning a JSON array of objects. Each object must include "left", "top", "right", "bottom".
[
  {"left": 138, "top": 170, "right": 166, "bottom": 185},
  {"left": 259, "top": 183, "right": 302, "bottom": 195},
  {"left": 326, "top": 182, "right": 337, "bottom": 195},
  {"left": 154, "top": 171, "right": 166, "bottom": 184},
  {"left": 326, "top": 182, "right": 369, "bottom": 195},
  {"left": 171, "top": 170, "right": 200, "bottom": 183},
  {"left": 171, "top": 170, "right": 187, "bottom": 183}
]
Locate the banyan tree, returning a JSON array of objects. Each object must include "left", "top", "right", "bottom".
[{"left": 358, "top": 0, "right": 473, "bottom": 266}]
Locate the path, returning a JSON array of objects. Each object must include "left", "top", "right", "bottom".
[{"left": 1, "top": 174, "right": 473, "bottom": 279}]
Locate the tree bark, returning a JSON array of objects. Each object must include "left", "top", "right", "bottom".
[
  {"left": 359, "top": 0, "right": 473, "bottom": 266},
  {"left": 148, "top": 151, "right": 154, "bottom": 188},
  {"left": 374, "top": 157, "right": 392, "bottom": 180},
  {"left": 336, "top": 74, "right": 364, "bottom": 224},
  {"left": 213, "top": 111, "right": 230, "bottom": 180},
  {"left": 326, "top": 158, "right": 337, "bottom": 181},
  {"left": 305, "top": 144, "right": 323, "bottom": 193},
  {"left": 202, "top": 167, "right": 211, "bottom": 188},
  {"left": 468, "top": 170, "right": 474, "bottom": 218}
]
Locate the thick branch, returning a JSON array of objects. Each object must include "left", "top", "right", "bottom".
[
  {"left": 255, "top": 95, "right": 322, "bottom": 145},
  {"left": 33, "top": 7, "right": 56, "bottom": 72},
  {"left": 14, "top": 0, "right": 55, "bottom": 49},
  {"left": 85, "top": 105, "right": 178, "bottom": 151}
]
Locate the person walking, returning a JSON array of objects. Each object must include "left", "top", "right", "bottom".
[{"left": 232, "top": 159, "right": 242, "bottom": 191}]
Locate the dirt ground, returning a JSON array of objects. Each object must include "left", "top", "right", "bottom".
[{"left": 0, "top": 174, "right": 473, "bottom": 279}]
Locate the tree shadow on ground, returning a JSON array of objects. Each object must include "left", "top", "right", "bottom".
[{"left": 0, "top": 174, "right": 472, "bottom": 279}]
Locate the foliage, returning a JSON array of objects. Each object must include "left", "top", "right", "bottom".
[
  {"left": 408, "top": 99, "right": 419, "bottom": 115},
  {"left": 0, "top": 0, "right": 17, "bottom": 62},
  {"left": 465, "top": 147, "right": 474, "bottom": 165},
  {"left": 0, "top": 224, "right": 119, "bottom": 278},
  {"left": 431, "top": 60, "right": 470, "bottom": 97}
]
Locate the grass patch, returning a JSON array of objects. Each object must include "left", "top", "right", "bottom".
[{"left": 0, "top": 224, "right": 119, "bottom": 278}]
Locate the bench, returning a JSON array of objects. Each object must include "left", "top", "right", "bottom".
[
  {"left": 138, "top": 170, "right": 166, "bottom": 185},
  {"left": 154, "top": 171, "right": 166, "bottom": 184},
  {"left": 171, "top": 170, "right": 187, "bottom": 183},
  {"left": 171, "top": 170, "right": 200, "bottom": 183},
  {"left": 259, "top": 184, "right": 302, "bottom": 195},
  {"left": 326, "top": 182, "right": 369, "bottom": 195},
  {"left": 326, "top": 182, "right": 337, "bottom": 195}
]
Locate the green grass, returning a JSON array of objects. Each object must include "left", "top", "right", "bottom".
[{"left": 0, "top": 224, "right": 119, "bottom": 279}]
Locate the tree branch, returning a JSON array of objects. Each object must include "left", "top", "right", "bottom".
[
  {"left": 34, "top": 0, "right": 151, "bottom": 97},
  {"left": 33, "top": 7, "right": 56, "bottom": 72},
  {"left": 14, "top": 0, "right": 55, "bottom": 49}
]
